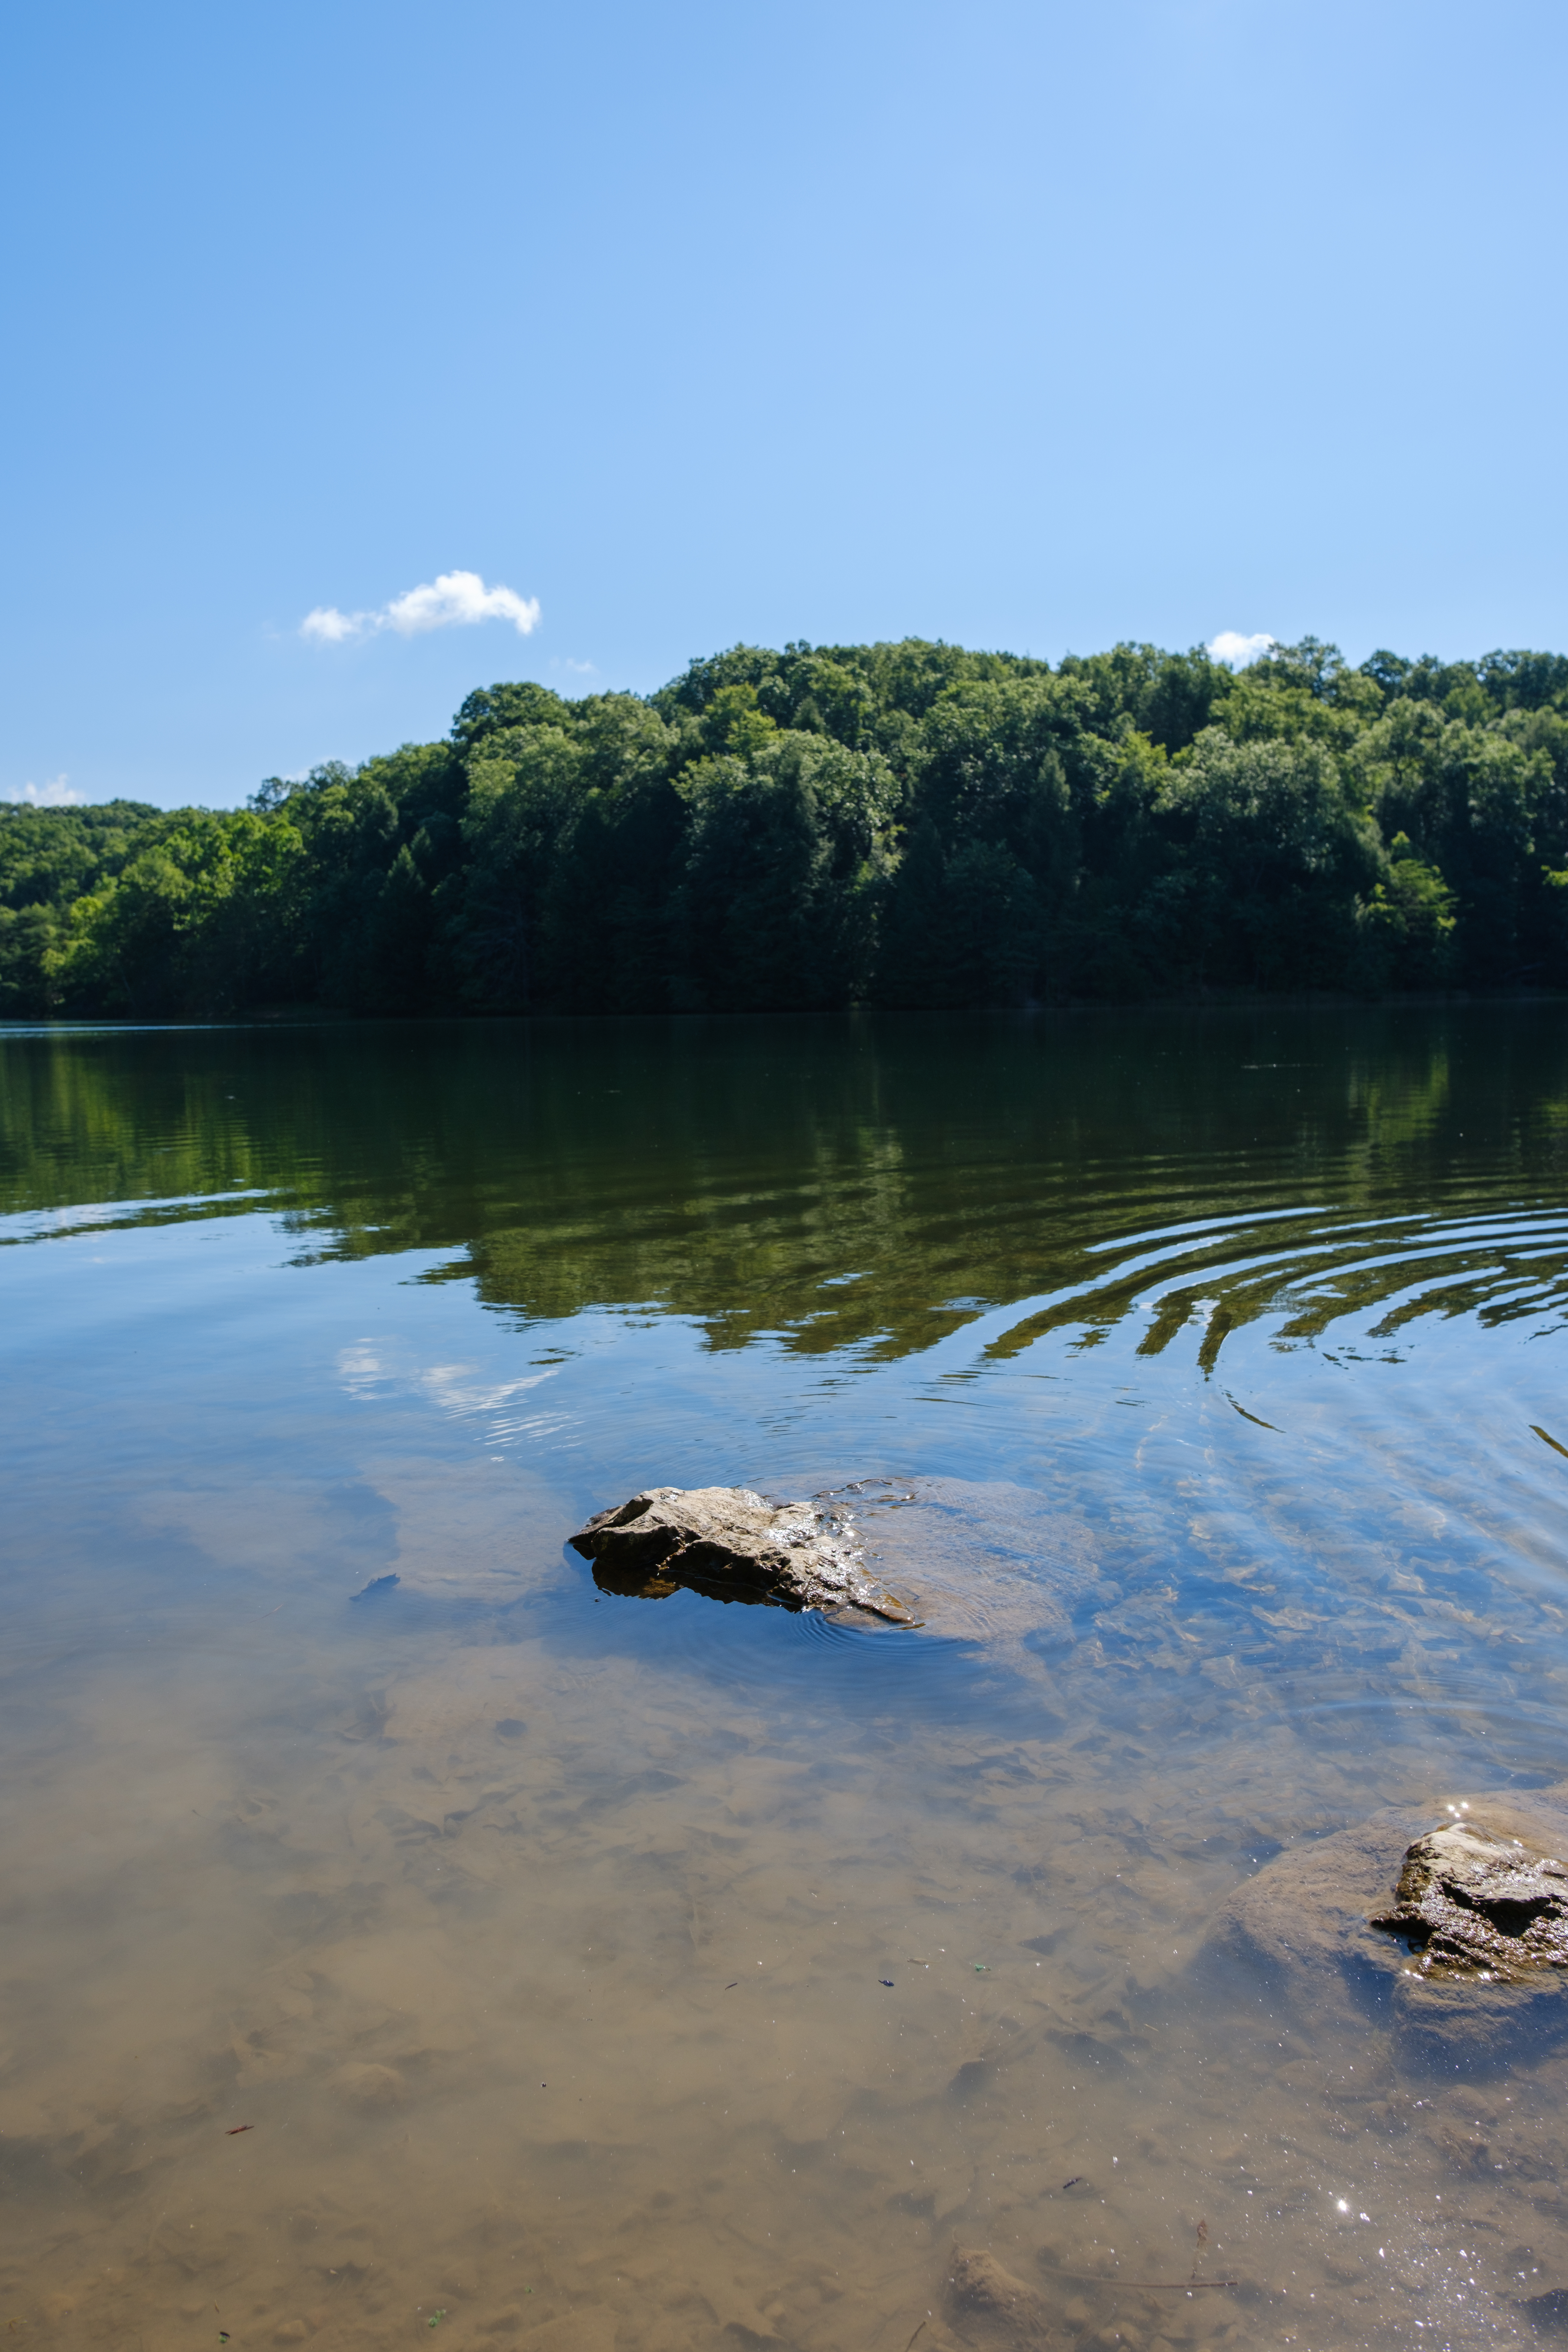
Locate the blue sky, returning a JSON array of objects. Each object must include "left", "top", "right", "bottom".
[{"left": 4, "top": 0, "right": 1565, "bottom": 809}]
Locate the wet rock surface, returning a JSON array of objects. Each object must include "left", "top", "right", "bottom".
[
  {"left": 1214, "top": 1790, "right": 1568, "bottom": 2065},
  {"left": 569, "top": 1486, "right": 915, "bottom": 1621},
  {"left": 1370, "top": 1820, "right": 1568, "bottom": 1981}
]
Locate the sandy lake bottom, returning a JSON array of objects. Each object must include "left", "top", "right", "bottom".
[{"left": 6, "top": 1007, "right": 1568, "bottom": 2350}]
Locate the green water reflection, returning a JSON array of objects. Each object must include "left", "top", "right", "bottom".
[
  {"left": 5, "top": 1006, "right": 1568, "bottom": 2352},
  {"left": 5, "top": 1006, "right": 1568, "bottom": 1368}
]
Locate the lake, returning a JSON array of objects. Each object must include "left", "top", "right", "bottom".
[{"left": 3, "top": 1005, "right": 1568, "bottom": 2352}]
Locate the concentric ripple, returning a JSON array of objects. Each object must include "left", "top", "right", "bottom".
[{"left": 973, "top": 1197, "right": 1568, "bottom": 1369}]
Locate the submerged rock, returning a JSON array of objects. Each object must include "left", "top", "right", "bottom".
[
  {"left": 1370, "top": 1819, "right": 1568, "bottom": 1980},
  {"left": 568, "top": 1486, "right": 915, "bottom": 1622},
  {"left": 943, "top": 2246, "right": 1053, "bottom": 2347},
  {"left": 1213, "top": 1792, "right": 1568, "bottom": 2067}
]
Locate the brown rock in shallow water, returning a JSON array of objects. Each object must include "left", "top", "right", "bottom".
[
  {"left": 1370, "top": 1819, "right": 1568, "bottom": 1980},
  {"left": 568, "top": 1486, "right": 914, "bottom": 1621},
  {"left": 327, "top": 2061, "right": 404, "bottom": 2108},
  {"left": 1213, "top": 1792, "right": 1568, "bottom": 2066},
  {"left": 944, "top": 2246, "right": 1053, "bottom": 2346}
]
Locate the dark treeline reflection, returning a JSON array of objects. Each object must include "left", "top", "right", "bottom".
[
  {"left": 8, "top": 636, "right": 1568, "bottom": 1020},
  {"left": 6, "top": 1009, "right": 1568, "bottom": 1367}
]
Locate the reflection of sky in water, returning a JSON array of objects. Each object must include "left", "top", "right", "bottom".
[{"left": 3, "top": 1007, "right": 1568, "bottom": 2348}]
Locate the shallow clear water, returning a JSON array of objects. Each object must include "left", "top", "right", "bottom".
[{"left": 4, "top": 1006, "right": 1568, "bottom": 2351}]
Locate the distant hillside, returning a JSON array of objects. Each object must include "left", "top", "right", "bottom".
[{"left": 7, "top": 636, "right": 1568, "bottom": 1017}]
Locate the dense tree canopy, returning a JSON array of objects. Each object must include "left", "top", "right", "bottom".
[{"left": 6, "top": 634, "right": 1568, "bottom": 1018}]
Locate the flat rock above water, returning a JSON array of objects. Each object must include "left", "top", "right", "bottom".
[
  {"left": 569, "top": 1486, "right": 916, "bottom": 1621},
  {"left": 568, "top": 1475, "right": 1105, "bottom": 1650},
  {"left": 1370, "top": 1818, "right": 1568, "bottom": 1981},
  {"left": 1214, "top": 1790, "right": 1568, "bottom": 2065}
]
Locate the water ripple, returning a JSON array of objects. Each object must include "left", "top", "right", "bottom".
[{"left": 975, "top": 1197, "right": 1568, "bottom": 1368}]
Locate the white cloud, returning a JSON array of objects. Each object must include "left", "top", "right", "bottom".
[
  {"left": 302, "top": 569, "right": 541, "bottom": 646},
  {"left": 6, "top": 774, "right": 81, "bottom": 807},
  {"left": 300, "top": 604, "right": 363, "bottom": 644},
  {"left": 1208, "top": 630, "right": 1274, "bottom": 670},
  {"left": 383, "top": 572, "right": 540, "bottom": 636}
]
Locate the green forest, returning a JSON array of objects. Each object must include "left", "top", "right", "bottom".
[{"left": 6, "top": 634, "right": 1568, "bottom": 1018}]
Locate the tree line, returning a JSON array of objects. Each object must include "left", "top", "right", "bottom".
[{"left": 5, "top": 635, "right": 1568, "bottom": 1018}]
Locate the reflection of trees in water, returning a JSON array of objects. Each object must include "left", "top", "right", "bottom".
[{"left": 4, "top": 1007, "right": 1568, "bottom": 1365}]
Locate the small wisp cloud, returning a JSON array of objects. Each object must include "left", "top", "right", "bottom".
[
  {"left": 1208, "top": 630, "right": 1274, "bottom": 669},
  {"left": 302, "top": 570, "right": 540, "bottom": 646},
  {"left": 6, "top": 774, "right": 81, "bottom": 807}
]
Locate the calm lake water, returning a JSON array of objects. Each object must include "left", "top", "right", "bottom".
[{"left": 4, "top": 1006, "right": 1568, "bottom": 2352}]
